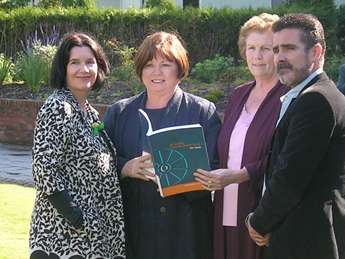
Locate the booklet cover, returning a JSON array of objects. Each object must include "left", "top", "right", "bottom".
[
  {"left": 139, "top": 109, "right": 210, "bottom": 197},
  {"left": 139, "top": 108, "right": 156, "bottom": 181}
]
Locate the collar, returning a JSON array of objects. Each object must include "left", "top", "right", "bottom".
[
  {"left": 58, "top": 88, "right": 99, "bottom": 123},
  {"left": 280, "top": 68, "right": 323, "bottom": 103}
]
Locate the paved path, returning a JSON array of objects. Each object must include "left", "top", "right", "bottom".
[{"left": 0, "top": 143, "right": 34, "bottom": 188}]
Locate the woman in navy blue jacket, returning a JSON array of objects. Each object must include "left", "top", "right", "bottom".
[{"left": 104, "top": 31, "right": 221, "bottom": 259}]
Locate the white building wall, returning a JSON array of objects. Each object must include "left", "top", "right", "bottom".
[
  {"left": 122, "top": 0, "right": 142, "bottom": 9},
  {"left": 200, "top": 0, "right": 272, "bottom": 9},
  {"left": 97, "top": 0, "right": 142, "bottom": 9},
  {"left": 95, "top": 0, "right": 120, "bottom": 9},
  {"left": 335, "top": 0, "right": 345, "bottom": 6},
  {"left": 96, "top": 0, "right": 345, "bottom": 10}
]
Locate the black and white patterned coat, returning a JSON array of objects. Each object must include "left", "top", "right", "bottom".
[{"left": 29, "top": 89, "right": 125, "bottom": 258}]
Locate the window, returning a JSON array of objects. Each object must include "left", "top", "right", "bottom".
[{"left": 183, "top": 0, "right": 199, "bottom": 8}]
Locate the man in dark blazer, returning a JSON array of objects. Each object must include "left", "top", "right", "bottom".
[{"left": 247, "top": 13, "right": 345, "bottom": 258}]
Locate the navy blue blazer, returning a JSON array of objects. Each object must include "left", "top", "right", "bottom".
[
  {"left": 103, "top": 87, "right": 221, "bottom": 259},
  {"left": 250, "top": 72, "right": 345, "bottom": 259}
]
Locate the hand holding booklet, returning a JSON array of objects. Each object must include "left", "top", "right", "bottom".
[{"left": 139, "top": 109, "right": 210, "bottom": 197}]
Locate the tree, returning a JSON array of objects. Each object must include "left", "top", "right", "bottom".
[
  {"left": 336, "top": 4, "right": 345, "bottom": 55},
  {"left": 61, "top": 0, "right": 97, "bottom": 8},
  {"left": 287, "top": 0, "right": 337, "bottom": 55},
  {"left": 143, "top": 0, "right": 178, "bottom": 10},
  {"left": 0, "top": 0, "right": 31, "bottom": 9}
]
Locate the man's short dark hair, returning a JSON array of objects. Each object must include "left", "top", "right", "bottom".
[{"left": 272, "top": 13, "right": 326, "bottom": 65}]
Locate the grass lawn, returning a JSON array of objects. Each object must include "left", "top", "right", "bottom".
[{"left": 0, "top": 182, "right": 36, "bottom": 259}]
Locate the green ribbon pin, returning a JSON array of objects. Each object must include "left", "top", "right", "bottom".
[{"left": 92, "top": 122, "right": 104, "bottom": 136}]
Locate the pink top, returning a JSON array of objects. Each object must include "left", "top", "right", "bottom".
[{"left": 223, "top": 105, "right": 257, "bottom": 226}]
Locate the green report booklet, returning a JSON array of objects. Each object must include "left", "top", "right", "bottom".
[{"left": 139, "top": 109, "right": 210, "bottom": 197}]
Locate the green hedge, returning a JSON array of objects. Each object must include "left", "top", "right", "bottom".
[
  {"left": 0, "top": 5, "right": 341, "bottom": 69},
  {"left": 0, "top": 6, "right": 276, "bottom": 67}
]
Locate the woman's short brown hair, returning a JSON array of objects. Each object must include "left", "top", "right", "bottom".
[
  {"left": 238, "top": 13, "right": 279, "bottom": 59},
  {"left": 134, "top": 31, "right": 189, "bottom": 82},
  {"left": 50, "top": 32, "right": 109, "bottom": 91}
]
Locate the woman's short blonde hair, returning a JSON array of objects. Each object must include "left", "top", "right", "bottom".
[
  {"left": 238, "top": 13, "right": 279, "bottom": 59},
  {"left": 134, "top": 31, "right": 189, "bottom": 82}
]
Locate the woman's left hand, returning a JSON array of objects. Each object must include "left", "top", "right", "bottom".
[
  {"left": 193, "top": 167, "right": 250, "bottom": 191},
  {"left": 121, "top": 154, "right": 155, "bottom": 181}
]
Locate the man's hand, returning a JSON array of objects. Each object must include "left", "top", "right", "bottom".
[{"left": 247, "top": 214, "right": 271, "bottom": 246}]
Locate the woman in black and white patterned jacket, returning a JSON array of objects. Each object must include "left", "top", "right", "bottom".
[{"left": 29, "top": 32, "right": 125, "bottom": 259}]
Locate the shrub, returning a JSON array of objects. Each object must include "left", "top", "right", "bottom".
[
  {"left": 20, "top": 26, "right": 60, "bottom": 54},
  {"left": 17, "top": 49, "right": 46, "bottom": 92},
  {"left": 14, "top": 27, "right": 59, "bottom": 87},
  {"left": 201, "top": 88, "right": 224, "bottom": 104},
  {"left": 0, "top": 0, "right": 30, "bottom": 10},
  {"left": 324, "top": 55, "right": 345, "bottom": 83},
  {"left": 202, "top": 94, "right": 218, "bottom": 104},
  {"left": 61, "top": 0, "right": 97, "bottom": 8},
  {"left": 0, "top": 54, "right": 14, "bottom": 86},
  {"left": 107, "top": 40, "right": 144, "bottom": 95},
  {"left": 143, "top": 0, "right": 178, "bottom": 10},
  {"left": 219, "top": 69, "right": 237, "bottom": 84},
  {"left": 33, "top": 44, "right": 58, "bottom": 86},
  {"left": 110, "top": 44, "right": 136, "bottom": 82},
  {"left": 219, "top": 61, "right": 253, "bottom": 86},
  {"left": 0, "top": 6, "right": 270, "bottom": 66},
  {"left": 191, "top": 54, "right": 234, "bottom": 84},
  {"left": 285, "top": 0, "right": 337, "bottom": 56},
  {"left": 336, "top": 4, "right": 345, "bottom": 56},
  {"left": 36, "top": 0, "right": 60, "bottom": 8},
  {"left": 210, "top": 88, "right": 224, "bottom": 99}
]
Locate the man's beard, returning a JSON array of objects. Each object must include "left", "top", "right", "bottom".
[{"left": 277, "top": 62, "right": 312, "bottom": 88}]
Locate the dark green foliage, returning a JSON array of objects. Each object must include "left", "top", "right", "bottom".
[
  {"left": 210, "top": 89, "right": 224, "bottom": 99},
  {"left": 219, "top": 61, "right": 253, "bottom": 85},
  {"left": 202, "top": 94, "right": 218, "bottom": 104},
  {"left": 286, "top": 0, "right": 338, "bottom": 56},
  {"left": 61, "top": 0, "right": 97, "bottom": 8},
  {"left": 16, "top": 49, "right": 46, "bottom": 92},
  {"left": 36, "top": 0, "right": 60, "bottom": 8},
  {"left": 107, "top": 39, "right": 144, "bottom": 94},
  {"left": 0, "top": 54, "right": 14, "bottom": 85},
  {"left": 0, "top": 4, "right": 342, "bottom": 74},
  {"left": 324, "top": 55, "right": 345, "bottom": 82},
  {"left": 143, "top": 0, "right": 178, "bottom": 10},
  {"left": 183, "top": 0, "right": 199, "bottom": 8},
  {"left": 35, "top": 0, "right": 98, "bottom": 8},
  {"left": 0, "top": 0, "right": 30, "bottom": 10},
  {"left": 0, "top": 6, "right": 268, "bottom": 67},
  {"left": 202, "top": 89, "right": 225, "bottom": 104},
  {"left": 219, "top": 69, "right": 237, "bottom": 84},
  {"left": 336, "top": 5, "right": 345, "bottom": 55},
  {"left": 191, "top": 54, "right": 234, "bottom": 83}
]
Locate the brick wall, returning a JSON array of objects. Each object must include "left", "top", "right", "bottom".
[
  {"left": 0, "top": 99, "right": 109, "bottom": 146},
  {"left": 0, "top": 99, "right": 224, "bottom": 147}
]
